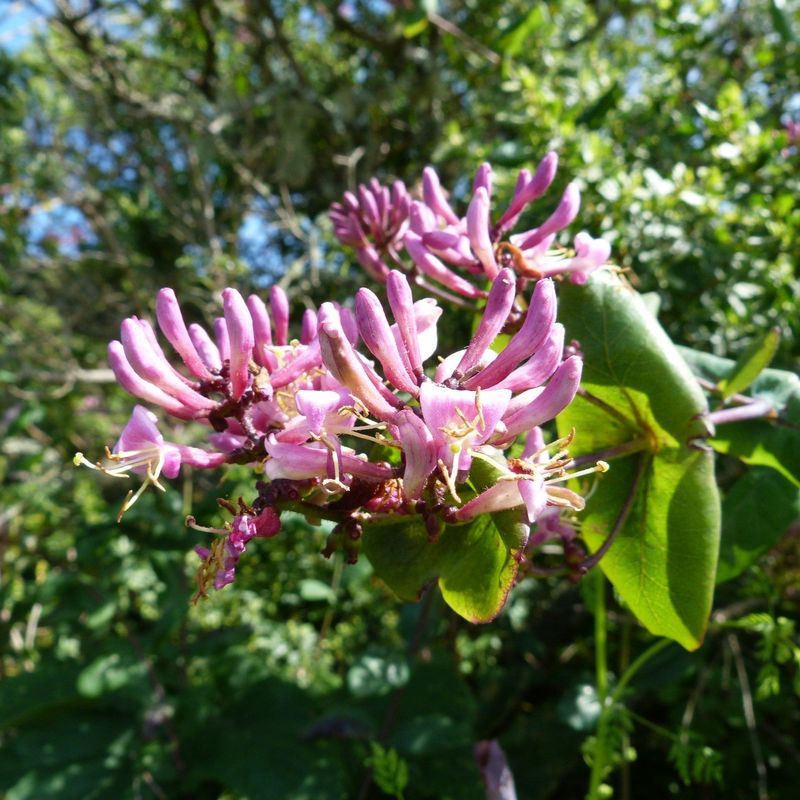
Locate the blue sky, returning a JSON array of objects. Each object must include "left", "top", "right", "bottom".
[{"left": 0, "top": 1, "right": 50, "bottom": 52}]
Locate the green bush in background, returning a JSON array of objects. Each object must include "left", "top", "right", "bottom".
[{"left": 1, "top": 2, "right": 798, "bottom": 798}]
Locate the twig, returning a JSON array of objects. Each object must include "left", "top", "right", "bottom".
[
  {"left": 428, "top": 13, "right": 501, "bottom": 64},
  {"left": 566, "top": 437, "right": 648, "bottom": 469},
  {"left": 727, "top": 633, "right": 769, "bottom": 800},
  {"left": 576, "top": 387, "right": 637, "bottom": 430}
]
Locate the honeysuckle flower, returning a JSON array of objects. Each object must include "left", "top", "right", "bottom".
[
  {"left": 330, "top": 178, "right": 411, "bottom": 280},
  {"left": 454, "top": 429, "right": 604, "bottom": 524},
  {"left": 83, "top": 156, "right": 605, "bottom": 605},
  {"left": 419, "top": 383, "right": 511, "bottom": 501},
  {"left": 474, "top": 739, "right": 518, "bottom": 800},
  {"left": 73, "top": 405, "right": 225, "bottom": 519},
  {"left": 359, "top": 154, "right": 611, "bottom": 300},
  {"left": 222, "top": 287, "right": 255, "bottom": 401},
  {"left": 110, "top": 286, "right": 351, "bottom": 452},
  {"left": 264, "top": 436, "right": 394, "bottom": 492},
  {"left": 317, "top": 268, "right": 586, "bottom": 516}
]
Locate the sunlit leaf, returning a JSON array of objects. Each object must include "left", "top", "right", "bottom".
[
  {"left": 717, "top": 326, "right": 780, "bottom": 400},
  {"left": 557, "top": 275, "right": 720, "bottom": 649}
]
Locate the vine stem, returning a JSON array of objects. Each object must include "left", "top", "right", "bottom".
[
  {"left": 587, "top": 637, "right": 672, "bottom": 799},
  {"left": 588, "top": 570, "right": 609, "bottom": 800},
  {"left": 586, "top": 454, "right": 661, "bottom": 799},
  {"left": 706, "top": 399, "right": 776, "bottom": 426}
]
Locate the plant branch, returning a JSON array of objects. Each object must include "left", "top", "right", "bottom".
[{"left": 727, "top": 633, "right": 769, "bottom": 800}]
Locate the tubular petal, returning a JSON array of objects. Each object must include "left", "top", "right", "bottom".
[
  {"left": 463, "top": 278, "right": 557, "bottom": 389},
  {"left": 156, "top": 289, "right": 214, "bottom": 380}
]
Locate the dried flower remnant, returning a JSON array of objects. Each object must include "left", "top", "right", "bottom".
[{"left": 192, "top": 506, "right": 281, "bottom": 598}]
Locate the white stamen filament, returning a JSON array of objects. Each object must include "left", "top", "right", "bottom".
[
  {"left": 545, "top": 460, "right": 609, "bottom": 485},
  {"left": 75, "top": 445, "right": 169, "bottom": 522}
]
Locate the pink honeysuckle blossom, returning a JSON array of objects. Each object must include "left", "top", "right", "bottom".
[
  {"left": 108, "top": 286, "right": 364, "bottom": 460},
  {"left": 418, "top": 383, "right": 511, "bottom": 501},
  {"left": 339, "top": 154, "right": 611, "bottom": 299},
  {"left": 317, "top": 267, "right": 586, "bottom": 517},
  {"left": 82, "top": 156, "right": 605, "bottom": 599},
  {"left": 453, "top": 429, "right": 605, "bottom": 524},
  {"left": 73, "top": 405, "right": 225, "bottom": 520},
  {"left": 86, "top": 285, "right": 387, "bottom": 528},
  {"left": 263, "top": 436, "right": 394, "bottom": 494},
  {"left": 411, "top": 156, "right": 611, "bottom": 293},
  {"left": 329, "top": 178, "right": 412, "bottom": 280}
]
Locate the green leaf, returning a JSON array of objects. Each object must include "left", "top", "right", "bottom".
[
  {"left": 557, "top": 275, "right": 720, "bottom": 650},
  {"left": 402, "top": 13, "right": 429, "bottom": 39},
  {"left": 347, "top": 648, "right": 411, "bottom": 698},
  {"left": 77, "top": 651, "right": 147, "bottom": 699},
  {"left": 362, "top": 515, "right": 521, "bottom": 623},
  {"left": 717, "top": 327, "right": 780, "bottom": 400},
  {"left": 770, "top": 0, "right": 794, "bottom": 42},
  {"left": 560, "top": 275, "right": 711, "bottom": 449},
  {"left": 498, "top": 6, "right": 547, "bottom": 57},
  {"left": 567, "top": 448, "right": 719, "bottom": 650},
  {"left": 679, "top": 347, "right": 800, "bottom": 487},
  {"left": 366, "top": 742, "right": 409, "bottom": 800},
  {"left": 0, "top": 663, "right": 83, "bottom": 728},
  {"left": 717, "top": 468, "right": 800, "bottom": 583},
  {"left": 298, "top": 578, "right": 336, "bottom": 603},
  {"left": 576, "top": 82, "right": 623, "bottom": 128},
  {"left": 2, "top": 711, "right": 136, "bottom": 800}
]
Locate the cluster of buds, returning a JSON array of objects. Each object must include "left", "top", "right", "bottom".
[
  {"left": 78, "top": 159, "right": 610, "bottom": 601},
  {"left": 329, "top": 178, "right": 411, "bottom": 281},
  {"left": 330, "top": 153, "right": 611, "bottom": 302}
]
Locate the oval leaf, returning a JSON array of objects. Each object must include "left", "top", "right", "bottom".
[
  {"left": 557, "top": 275, "right": 720, "bottom": 650},
  {"left": 362, "top": 514, "right": 522, "bottom": 623},
  {"left": 717, "top": 326, "right": 780, "bottom": 400}
]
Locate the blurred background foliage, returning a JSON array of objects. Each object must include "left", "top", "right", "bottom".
[{"left": 1, "top": 1, "right": 799, "bottom": 798}]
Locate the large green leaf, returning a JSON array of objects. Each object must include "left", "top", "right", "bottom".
[
  {"left": 560, "top": 275, "right": 711, "bottom": 449},
  {"left": 679, "top": 347, "right": 800, "bottom": 487},
  {"left": 717, "top": 468, "right": 800, "bottom": 584},
  {"left": 362, "top": 455, "right": 528, "bottom": 623},
  {"left": 574, "top": 448, "right": 719, "bottom": 650},
  {"left": 557, "top": 275, "right": 720, "bottom": 650},
  {"left": 362, "top": 514, "right": 521, "bottom": 624}
]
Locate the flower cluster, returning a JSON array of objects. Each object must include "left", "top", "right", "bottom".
[
  {"left": 782, "top": 119, "right": 800, "bottom": 157},
  {"left": 329, "top": 178, "right": 411, "bottom": 281},
  {"left": 330, "top": 153, "right": 611, "bottom": 301},
  {"left": 79, "top": 158, "right": 608, "bottom": 601}
]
